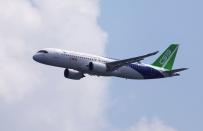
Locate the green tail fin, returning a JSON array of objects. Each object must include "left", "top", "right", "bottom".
[{"left": 152, "top": 44, "right": 179, "bottom": 70}]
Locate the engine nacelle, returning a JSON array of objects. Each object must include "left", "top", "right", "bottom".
[
  {"left": 88, "top": 62, "right": 107, "bottom": 74},
  {"left": 64, "top": 69, "right": 85, "bottom": 80}
]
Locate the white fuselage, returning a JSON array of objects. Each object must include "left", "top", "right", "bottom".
[{"left": 33, "top": 48, "right": 166, "bottom": 80}]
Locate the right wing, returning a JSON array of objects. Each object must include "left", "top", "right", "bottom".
[{"left": 106, "top": 51, "right": 159, "bottom": 72}]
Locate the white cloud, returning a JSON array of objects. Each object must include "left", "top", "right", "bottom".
[
  {"left": 0, "top": 0, "right": 108, "bottom": 131},
  {"left": 0, "top": 0, "right": 107, "bottom": 100},
  {"left": 127, "top": 118, "right": 177, "bottom": 131}
]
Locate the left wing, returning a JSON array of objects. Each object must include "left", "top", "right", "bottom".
[{"left": 106, "top": 51, "right": 159, "bottom": 72}]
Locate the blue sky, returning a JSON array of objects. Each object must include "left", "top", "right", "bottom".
[{"left": 99, "top": 0, "right": 203, "bottom": 131}]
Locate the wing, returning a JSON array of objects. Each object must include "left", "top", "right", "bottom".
[{"left": 106, "top": 51, "right": 159, "bottom": 72}]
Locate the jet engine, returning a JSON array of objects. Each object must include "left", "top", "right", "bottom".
[
  {"left": 64, "top": 69, "right": 85, "bottom": 80},
  {"left": 88, "top": 62, "right": 107, "bottom": 74}
]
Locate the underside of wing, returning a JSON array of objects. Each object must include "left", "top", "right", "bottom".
[{"left": 106, "top": 51, "right": 159, "bottom": 72}]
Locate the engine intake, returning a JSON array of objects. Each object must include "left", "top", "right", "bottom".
[{"left": 64, "top": 69, "right": 85, "bottom": 80}]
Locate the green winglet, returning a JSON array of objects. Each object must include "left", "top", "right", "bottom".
[{"left": 152, "top": 44, "right": 179, "bottom": 70}]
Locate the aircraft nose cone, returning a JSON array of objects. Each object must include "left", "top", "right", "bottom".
[{"left": 33, "top": 54, "right": 38, "bottom": 62}]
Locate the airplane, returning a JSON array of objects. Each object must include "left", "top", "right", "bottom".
[{"left": 33, "top": 44, "right": 187, "bottom": 80}]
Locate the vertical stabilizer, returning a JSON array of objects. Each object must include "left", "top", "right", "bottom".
[{"left": 152, "top": 44, "right": 179, "bottom": 70}]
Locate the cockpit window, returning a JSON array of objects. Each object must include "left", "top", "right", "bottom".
[{"left": 38, "top": 50, "right": 48, "bottom": 53}]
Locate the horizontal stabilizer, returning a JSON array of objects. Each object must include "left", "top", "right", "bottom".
[{"left": 164, "top": 68, "right": 188, "bottom": 76}]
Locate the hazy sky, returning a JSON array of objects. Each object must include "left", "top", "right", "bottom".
[
  {"left": 0, "top": 0, "right": 202, "bottom": 131},
  {"left": 100, "top": 0, "right": 203, "bottom": 131}
]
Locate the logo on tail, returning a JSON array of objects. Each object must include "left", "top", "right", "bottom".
[{"left": 159, "top": 49, "right": 172, "bottom": 65}]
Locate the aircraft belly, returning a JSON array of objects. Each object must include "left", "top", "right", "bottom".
[{"left": 117, "top": 67, "right": 144, "bottom": 79}]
